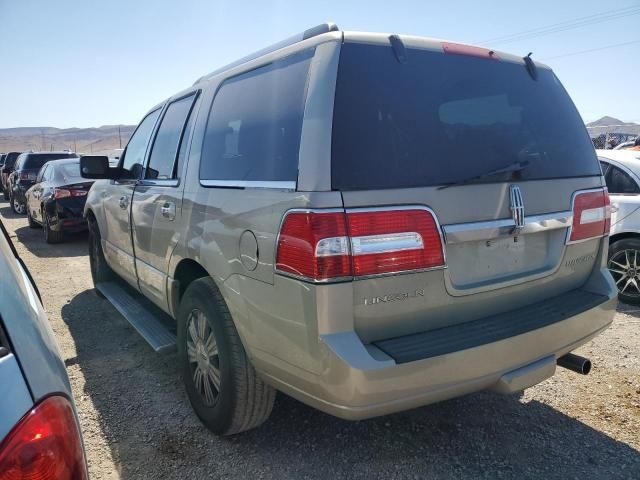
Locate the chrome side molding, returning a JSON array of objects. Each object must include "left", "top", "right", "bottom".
[{"left": 442, "top": 211, "right": 573, "bottom": 245}]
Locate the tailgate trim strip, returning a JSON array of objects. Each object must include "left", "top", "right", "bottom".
[
  {"left": 373, "top": 289, "right": 607, "bottom": 364},
  {"left": 442, "top": 211, "right": 573, "bottom": 245}
]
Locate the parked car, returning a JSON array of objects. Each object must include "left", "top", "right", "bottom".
[
  {"left": 25, "top": 158, "right": 94, "bottom": 243},
  {"left": 0, "top": 217, "right": 88, "bottom": 478},
  {"left": 1, "top": 152, "right": 22, "bottom": 200},
  {"left": 79, "top": 24, "right": 617, "bottom": 435},
  {"left": 597, "top": 150, "right": 640, "bottom": 304},
  {"left": 8, "top": 152, "right": 77, "bottom": 214}
]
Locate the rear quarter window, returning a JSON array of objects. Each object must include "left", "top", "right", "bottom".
[
  {"left": 199, "top": 49, "right": 313, "bottom": 185},
  {"left": 331, "top": 43, "right": 600, "bottom": 190}
]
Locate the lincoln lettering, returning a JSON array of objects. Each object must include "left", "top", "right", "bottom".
[{"left": 362, "top": 288, "right": 425, "bottom": 305}]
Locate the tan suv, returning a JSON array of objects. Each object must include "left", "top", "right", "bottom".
[{"left": 80, "top": 23, "right": 617, "bottom": 435}]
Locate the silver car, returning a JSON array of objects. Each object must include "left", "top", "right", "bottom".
[
  {"left": 79, "top": 23, "right": 617, "bottom": 435},
  {"left": 0, "top": 218, "right": 88, "bottom": 477},
  {"left": 597, "top": 149, "right": 640, "bottom": 304}
]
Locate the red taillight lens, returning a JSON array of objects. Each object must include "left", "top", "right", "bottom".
[
  {"left": 54, "top": 189, "right": 87, "bottom": 199},
  {"left": 276, "top": 211, "right": 351, "bottom": 280},
  {"left": 569, "top": 188, "right": 611, "bottom": 243},
  {"left": 54, "top": 189, "right": 71, "bottom": 199},
  {"left": 275, "top": 208, "right": 445, "bottom": 282},
  {"left": 0, "top": 396, "right": 88, "bottom": 480},
  {"left": 347, "top": 209, "right": 445, "bottom": 276}
]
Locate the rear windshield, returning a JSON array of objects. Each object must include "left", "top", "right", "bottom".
[
  {"left": 22, "top": 153, "right": 77, "bottom": 170},
  {"left": 4, "top": 152, "right": 21, "bottom": 168},
  {"left": 331, "top": 43, "right": 600, "bottom": 190},
  {"left": 59, "top": 162, "right": 81, "bottom": 180}
]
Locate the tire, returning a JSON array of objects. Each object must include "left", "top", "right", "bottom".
[
  {"left": 177, "top": 277, "right": 275, "bottom": 435},
  {"left": 43, "top": 209, "right": 64, "bottom": 244},
  {"left": 11, "top": 193, "right": 26, "bottom": 215},
  {"left": 608, "top": 238, "right": 640, "bottom": 306},
  {"left": 27, "top": 208, "right": 40, "bottom": 229},
  {"left": 88, "top": 218, "right": 114, "bottom": 297}
]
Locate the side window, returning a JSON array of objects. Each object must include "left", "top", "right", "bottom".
[
  {"left": 146, "top": 93, "right": 197, "bottom": 180},
  {"left": 200, "top": 49, "right": 313, "bottom": 184},
  {"left": 607, "top": 166, "right": 640, "bottom": 194},
  {"left": 121, "top": 109, "right": 161, "bottom": 179},
  {"left": 599, "top": 161, "right": 610, "bottom": 177}
]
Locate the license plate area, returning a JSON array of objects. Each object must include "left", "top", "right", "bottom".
[{"left": 445, "top": 230, "right": 565, "bottom": 290}]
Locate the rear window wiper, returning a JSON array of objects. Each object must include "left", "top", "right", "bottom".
[{"left": 437, "top": 160, "right": 530, "bottom": 190}]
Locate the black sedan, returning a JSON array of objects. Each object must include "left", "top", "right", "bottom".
[{"left": 25, "top": 158, "right": 94, "bottom": 243}]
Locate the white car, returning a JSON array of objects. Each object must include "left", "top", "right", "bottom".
[{"left": 597, "top": 149, "right": 640, "bottom": 304}]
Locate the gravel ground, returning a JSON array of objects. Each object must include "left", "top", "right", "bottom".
[{"left": 1, "top": 200, "right": 639, "bottom": 479}]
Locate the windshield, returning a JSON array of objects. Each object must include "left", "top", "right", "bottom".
[{"left": 331, "top": 43, "right": 600, "bottom": 190}]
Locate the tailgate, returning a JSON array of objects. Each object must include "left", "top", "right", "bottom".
[
  {"left": 341, "top": 178, "right": 605, "bottom": 342},
  {"left": 331, "top": 39, "right": 606, "bottom": 342}
]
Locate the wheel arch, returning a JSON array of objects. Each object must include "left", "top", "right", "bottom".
[
  {"left": 609, "top": 231, "right": 640, "bottom": 246},
  {"left": 172, "top": 259, "right": 212, "bottom": 304}
]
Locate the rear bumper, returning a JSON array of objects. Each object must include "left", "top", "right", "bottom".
[
  {"left": 46, "top": 200, "right": 87, "bottom": 232},
  {"left": 256, "top": 277, "right": 616, "bottom": 420}
]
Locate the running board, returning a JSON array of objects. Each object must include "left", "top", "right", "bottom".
[{"left": 96, "top": 282, "right": 176, "bottom": 352}]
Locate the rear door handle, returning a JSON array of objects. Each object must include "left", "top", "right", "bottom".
[
  {"left": 160, "top": 201, "right": 176, "bottom": 220},
  {"left": 119, "top": 195, "right": 129, "bottom": 209}
]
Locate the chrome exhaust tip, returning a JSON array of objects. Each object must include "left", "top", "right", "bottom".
[{"left": 557, "top": 353, "right": 591, "bottom": 375}]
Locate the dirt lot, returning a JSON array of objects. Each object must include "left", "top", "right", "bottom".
[{"left": 1, "top": 200, "right": 639, "bottom": 479}]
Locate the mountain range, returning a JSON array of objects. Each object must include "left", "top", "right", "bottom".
[
  {"left": 0, "top": 125, "right": 135, "bottom": 154},
  {"left": 585, "top": 116, "right": 640, "bottom": 137},
  {"left": 1, "top": 116, "right": 637, "bottom": 153}
]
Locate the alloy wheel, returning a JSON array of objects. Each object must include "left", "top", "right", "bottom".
[
  {"left": 13, "top": 197, "right": 25, "bottom": 214},
  {"left": 608, "top": 249, "right": 640, "bottom": 298},
  {"left": 186, "top": 308, "right": 221, "bottom": 406}
]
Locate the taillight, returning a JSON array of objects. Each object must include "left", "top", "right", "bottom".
[
  {"left": 348, "top": 209, "right": 445, "bottom": 276},
  {"left": 275, "top": 207, "right": 445, "bottom": 282},
  {"left": 53, "top": 189, "right": 86, "bottom": 199},
  {"left": 0, "top": 396, "right": 88, "bottom": 480},
  {"left": 276, "top": 211, "right": 351, "bottom": 281},
  {"left": 569, "top": 188, "right": 611, "bottom": 243}
]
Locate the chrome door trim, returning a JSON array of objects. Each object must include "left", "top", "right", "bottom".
[
  {"left": 442, "top": 211, "right": 573, "bottom": 245},
  {"left": 200, "top": 179, "right": 296, "bottom": 190}
]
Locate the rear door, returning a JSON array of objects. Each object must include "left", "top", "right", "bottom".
[
  {"left": 599, "top": 158, "right": 640, "bottom": 231},
  {"left": 332, "top": 40, "right": 606, "bottom": 342},
  {"left": 131, "top": 92, "right": 199, "bottom": 310},
  {"left": 101, "top": 109, "right": 161, "bottom": 287},
  {"left": 27, "top": 164, "right": 50, "bottom": 222}
]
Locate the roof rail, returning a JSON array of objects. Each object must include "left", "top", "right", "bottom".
[{"left": 193, "top": 22, "right": 339, "bottom": 85}]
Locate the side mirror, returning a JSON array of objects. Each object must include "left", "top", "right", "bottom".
[{"left": 80, "top": 155, "right": 118, "bottom": 180}]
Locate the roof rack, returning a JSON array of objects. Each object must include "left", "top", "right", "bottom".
[{"left": 193, "top": 22, "right": 339, "bottom": 85}]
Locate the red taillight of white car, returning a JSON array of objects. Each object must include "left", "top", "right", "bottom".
[
  {"left": 276, "top": 207, "right": 445, "bottom": 282},
  {"left": 569, "top": 188, "right": 611, "bottom": 243},
  {"left": 0, "top": 396, "right": 88, "bottom": 480}
]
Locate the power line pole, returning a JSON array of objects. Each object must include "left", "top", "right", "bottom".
[{"left": 118, "top": 125, "right": 122, "bottom": 148}]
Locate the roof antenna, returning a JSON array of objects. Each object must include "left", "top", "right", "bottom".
[
  {"left": 389, "top": 34, "right": 408, "bottom": 64},
  {"left": 523, "top": 52, "right": 538, "bottom": 80}
]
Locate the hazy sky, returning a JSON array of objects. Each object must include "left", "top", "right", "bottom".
[{"left": 0, "top": 0, "right": 638, "bottom": 128}]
